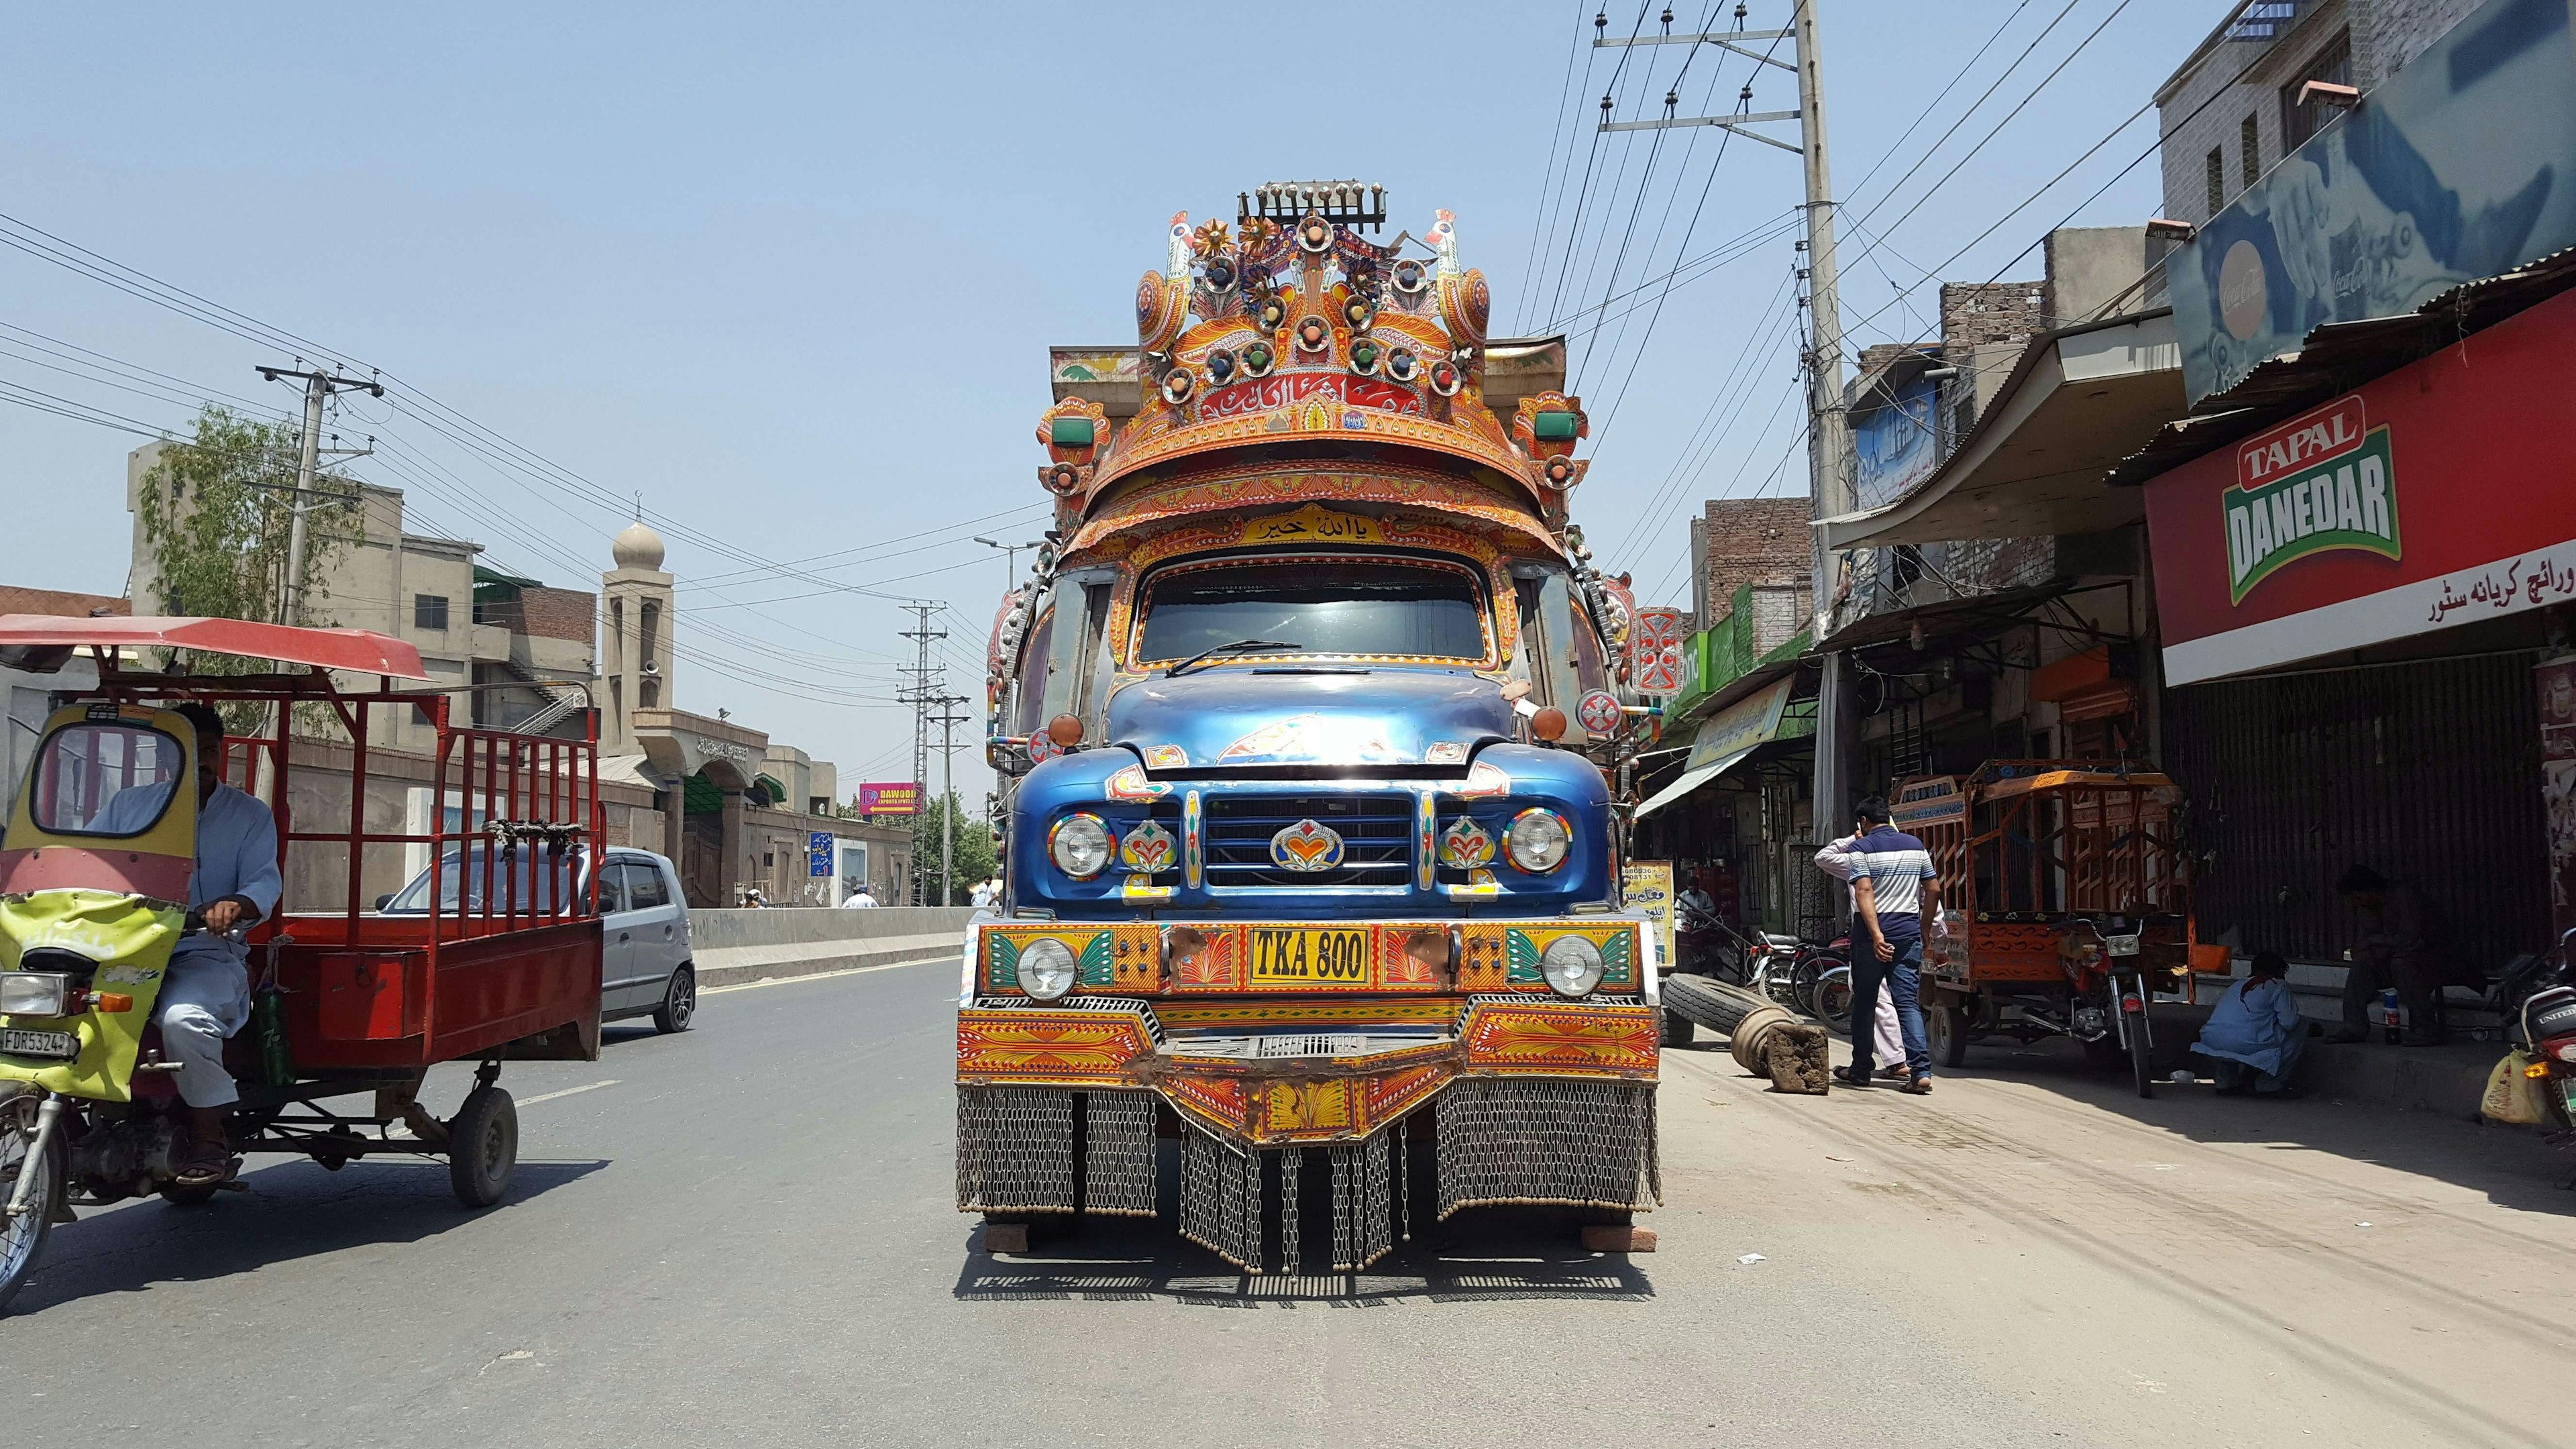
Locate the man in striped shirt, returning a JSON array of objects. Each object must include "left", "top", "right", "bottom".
[{"left": 1829, "top": 795, "right": 1940, "bottom": 1093}]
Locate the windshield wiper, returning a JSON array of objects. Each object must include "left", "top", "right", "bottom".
[{"left": 1165, "top": 638, "right": 1301, "bottom": 678}]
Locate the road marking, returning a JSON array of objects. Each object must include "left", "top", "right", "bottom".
[
  {"left": 517, "top": 1079, "right": 621, "bottom": 1106},
  {"left": 702, "top": 955, "right": 950, "bottom": 996}
]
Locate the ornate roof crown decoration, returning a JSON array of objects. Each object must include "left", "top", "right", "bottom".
[{"left": 1036, "top": 186, "right": 1585, "bottom": 533}]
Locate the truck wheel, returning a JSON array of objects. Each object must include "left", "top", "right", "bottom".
[
  {"left": 1660, "top": 1008, "right": 1693, "bottom": 1047},
  {"left": 1927, "top": 1002, "right": 1970, "bottom": 1069},
  {"left": 653, "top": 963, "right": 698, "bottom": 1034},
  {"left": 0, "top": 1087, "right": 63, "bottom": 1316},
  {"left": 447, "top": 1086, "right": 518, "bottom": 1209}
]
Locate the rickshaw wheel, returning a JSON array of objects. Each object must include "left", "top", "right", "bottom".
[
  {"left": 1, "top": 1087, "right": 63, "bottom": 1316},
  {"left": 447, "top": 1086, "right": 519, "bottom": 1209},
  {"left": 1927, "top": 1002, "right": 1970, "bottom": 1069}
]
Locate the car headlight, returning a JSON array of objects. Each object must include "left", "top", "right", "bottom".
[
  {"left": 1540, "top": 935, "right": 1605, "bottom": 997},
  {"left": 1505, "top": 808, "right": 1572, "bottom": 873},
  {"left": 1017, "top": 938, "right": 1078, "bottom": 1000},
  {"left": 0, "top": 972, "right": 76, "bottom": 1017},
  {"left": 1049, "top": 813, "right": 1112, "bottom": 879}
]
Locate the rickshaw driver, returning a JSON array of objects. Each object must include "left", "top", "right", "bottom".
[{"left": 97, "top": 702, "right": 282, "bottom": 1185}]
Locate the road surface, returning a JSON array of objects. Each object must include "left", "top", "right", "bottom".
[{"left": 9, "top": 960, "right": 2573, "bottom": 1448}]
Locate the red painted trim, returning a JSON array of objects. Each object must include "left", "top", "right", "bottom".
[{"left": 0, "top": 846, "right": 189, "bottom": 902}]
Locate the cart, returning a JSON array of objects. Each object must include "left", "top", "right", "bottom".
[
  {"left": 1896, "top": 761, "right": 2202, "bottom": 1097},
  {"left": 1, "top": 614, "right": 601, "bottom": 1307}
]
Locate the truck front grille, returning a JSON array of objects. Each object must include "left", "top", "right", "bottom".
[{"left": 1203, "top": 794, "right": 1413, "bottom": 890}]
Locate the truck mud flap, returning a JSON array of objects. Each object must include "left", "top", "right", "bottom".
[
  {"left": 1435, "top": 1077, "right": 1658, "bottom": 1218},
  {"left": 955, "top": 1085, "right": 1157, "bottom": 1218}
]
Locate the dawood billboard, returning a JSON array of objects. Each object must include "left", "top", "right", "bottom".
[{"left": 2145, "top": 284, "right": 2576, "bottom": 686}]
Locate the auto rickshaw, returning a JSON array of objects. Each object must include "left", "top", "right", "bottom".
[
  {"left": 0, "top": 615, "right": 602, "bottom": 1313},
  {"left": 1894, "top": 761, "right": 2205, "bottom": 1098}
]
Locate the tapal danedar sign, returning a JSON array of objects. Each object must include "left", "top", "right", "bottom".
[{"left": 2222, "top": 397, "right": 2400, "bottom": 604}]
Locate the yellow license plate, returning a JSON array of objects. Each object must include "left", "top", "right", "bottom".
[{"left": 1246, "top": 927, "right": 1371, "bottom": 986}]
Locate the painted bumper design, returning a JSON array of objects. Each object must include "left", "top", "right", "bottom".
[{"left": 956, "top": 916, "right": 1658, "bottom": 1150}]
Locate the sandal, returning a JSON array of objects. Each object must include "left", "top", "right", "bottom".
[
  {"left": 174, "top": 1138, "right": 233, "bottom": 1188},
  {"left": 1900, "top": 1075, "right": 1934, "bottom": 1095},
  {"left": 1831, "top": 1066, "right": 1876, "bottom": 1088}
]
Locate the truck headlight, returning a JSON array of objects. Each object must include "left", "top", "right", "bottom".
[
  {"left": 1505, "top": 808, "right": 1572, "bottom": 873},
  {"left": 1540, "top": 936, "right": 1605, "bottom": 997},
  {"left": 1017, "top": 938, "right": 1078, "bottom": 1000},
  {"left": 1049, "top": 813, "right": 1112, "bottom": 879},
  {"left": 0, "top": 972, "right": 77, "bottom": 1017}
]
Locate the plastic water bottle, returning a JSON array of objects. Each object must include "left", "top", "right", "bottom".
[{"left": 2381, "top": 987, "right": 2402, "bottom": 1045}]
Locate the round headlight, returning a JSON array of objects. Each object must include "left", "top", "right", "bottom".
[
  {"left": 1540, "top": 934, "right": 1605, "bottom": 997},
  {"left": 1017, "top": 937, "right": 1077, "bottom": 1000},
  {"left": 1505, "top": 808, "right": 1572, "bottom": 873},
  {"left": 1049, "top": 813, "right": 1112, "bottom": 879}
]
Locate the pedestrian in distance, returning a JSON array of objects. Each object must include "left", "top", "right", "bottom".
[
  {"left": 969, "top": 878, "right": 995, "bottom": 909},
  {"left": 840, "top": 885, "right": 879, "bottom": 908},
  {"left": 1821, "top": 795, "right": 1939, "bottom": 1094},
  {"left": 1812, "top": 834, "right": 1913, "bottom": 1083},
  {"left": 2330, "top": 863, "right": 2475, "bottom": 1045},
  {"left": 2190, "top": 951, "right": 2309, "bottom": 1098}
]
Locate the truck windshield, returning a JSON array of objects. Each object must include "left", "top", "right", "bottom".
[{"left": 1134, "top": 557, "right": 1489, "bottom": 667}]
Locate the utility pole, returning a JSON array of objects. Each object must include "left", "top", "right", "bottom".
[
  {"left": 896, "top": 602, "right": 949, "bottom": 904},
  {"left": 257, "top": 364, "right": 383, "bottom": 625},
  {"left": 1597, "top": 0, "right": 1854, "bottom": 867},
  {"left": 932, "top": 694, "right": 970, "bottom": 907}
]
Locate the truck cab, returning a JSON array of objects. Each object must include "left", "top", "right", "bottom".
[{"left": 957, "top": 187, "right": 1660, "bottom": 1273}]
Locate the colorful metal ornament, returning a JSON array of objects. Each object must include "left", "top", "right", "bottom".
[
  {"left": 1269, "top": 818, "right": 1346, "bottom": 873},
  {"left": 1385, "top": 347, "right": 1419, "bottom": 384},
  {"left": 1120, "top": 817, "right": 1177, "bottom": 873},
  {"left": 1576, "top": 688, "right": 1625, "bottom": 736},
  {"left": 1440, "top": 816, "right": 1496, "bottom": 869}
]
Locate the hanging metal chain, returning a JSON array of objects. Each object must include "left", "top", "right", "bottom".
[
  {"left": 1435, "top": 1078, "right": 1659, "bottom": 1218},
  {"left": 956, "top": 1085, "right": 1074, "bottom": 1213},
  {"left": 1083, "top": 1090, "right": 1159, "bottom": 1218},
  {"left": 1281, "top": 1146, "right": 1303, "bottom": 1277}
]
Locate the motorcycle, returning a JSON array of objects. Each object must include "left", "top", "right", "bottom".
[{"left": 2498, "top": 928, "right": 2576, "bottom": 1168}]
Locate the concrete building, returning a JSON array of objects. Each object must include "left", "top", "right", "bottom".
[
  {"left": 590, "top": 519, "right": 910, "bottom": 908},
  {"left": 2156, "top": 0, "right": 2489, "bottom": 228},
  {"left": 122, "top": 441, "right": 593, "bottom": 751}
]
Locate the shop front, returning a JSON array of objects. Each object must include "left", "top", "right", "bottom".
[
  {"left": 1629, "top": 675, "right": 1821, "bottom": 937},
  {"left": 2143, "top": 286, "right": 2576, "bottom": 971}
]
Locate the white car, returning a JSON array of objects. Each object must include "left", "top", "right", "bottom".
[{"left": 377, "top": 845, "right": 697, "bottom": 1033}]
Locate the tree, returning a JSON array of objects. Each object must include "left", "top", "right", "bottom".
[
  {"left": 135, "top": 405, "right": 362, "bottom": 730},
  {"left": 909, "top": 790, "right": 999, "bottom": 904}
]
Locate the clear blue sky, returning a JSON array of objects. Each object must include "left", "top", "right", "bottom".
[{"left": 3, "top": 1, "right": 2223, "bottom": 799}]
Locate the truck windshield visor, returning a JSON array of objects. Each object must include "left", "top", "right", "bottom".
[{"left": 1134, "top": 557, "right": 1489, "bottom": 667}]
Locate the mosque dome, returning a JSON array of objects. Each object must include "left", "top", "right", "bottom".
[{"left": 612, "top": 519, "right": 666, "bottom": 570}]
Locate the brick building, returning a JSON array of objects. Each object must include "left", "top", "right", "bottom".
[
  {"left": 2156, "top": 0, "right": 2490, "bottom": 228},
  {"left": 1690, "top": 497, "right": 1811, "bottom": 633}
]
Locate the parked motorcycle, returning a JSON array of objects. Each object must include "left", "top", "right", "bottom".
[{"left": 2496, "top": 928, "right": 2576, "bottom": 1168}]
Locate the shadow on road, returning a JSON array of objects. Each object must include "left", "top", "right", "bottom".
[
  {"left": 1930, "top": 1018, "right": 2576, "bottom": 1216},
  {"left": 9, "top": 1155, "right": 608, "bottom": 1316},
  {"left": 953, "top": 1205, "right": 1656, "bottom": 1305}
]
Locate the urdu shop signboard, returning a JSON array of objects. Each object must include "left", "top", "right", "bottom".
[{"left": 2144, "top": 284, "right": 2576, "bottom": 686}]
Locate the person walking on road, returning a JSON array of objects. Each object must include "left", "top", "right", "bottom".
[
  {"left": 1823, "top": 796, "right": 1939, "bottom": 1093},
  {"left": 1813, "top": 834, "right": 1914, "bottom": 1083}
]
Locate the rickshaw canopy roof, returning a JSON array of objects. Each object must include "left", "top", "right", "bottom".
[
  {"left": 1975, "top": 765, "right": 2175, "bottom": 802},
  {"left": 0, "top": 614, "right": 429, "bottom": 680}
]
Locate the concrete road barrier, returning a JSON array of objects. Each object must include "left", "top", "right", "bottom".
[{"left": 690, "top": 906, "right": 977, "bottom": 989}]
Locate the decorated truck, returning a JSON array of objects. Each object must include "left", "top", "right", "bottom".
[{"left": 959, "top": 184, "right": 1660, "bottom": 1273}]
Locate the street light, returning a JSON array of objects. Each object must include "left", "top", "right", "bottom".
[{"left": 973, "top": 537, "right": 1045, "bottom": 590}]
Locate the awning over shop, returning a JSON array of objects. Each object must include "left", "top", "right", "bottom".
[
  {"left": 1815, "top": 309, "right": 2181, "bottom": 551},
  {"left": 1632, "top": 747, "right": 1755, "bottom": 820},
  {"left": 1631, "top": 677, "right": 1798, "bottom": 820}
]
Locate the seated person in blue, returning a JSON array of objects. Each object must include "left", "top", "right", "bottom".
[
  {"left": 101, "top": 702, "right": 282, "bottom": 1183},
  {"left": 2192, "top": 951, "right": 2308, "bottom": 1099}
]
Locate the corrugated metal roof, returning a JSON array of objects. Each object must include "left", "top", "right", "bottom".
[{"left": 2110, "top": 245, "right": 2576, "bottom": 487}]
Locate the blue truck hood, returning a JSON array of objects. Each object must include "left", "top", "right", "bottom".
[{"left": 1104, "top": 667, "right": 1514, "bottom": 770}]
